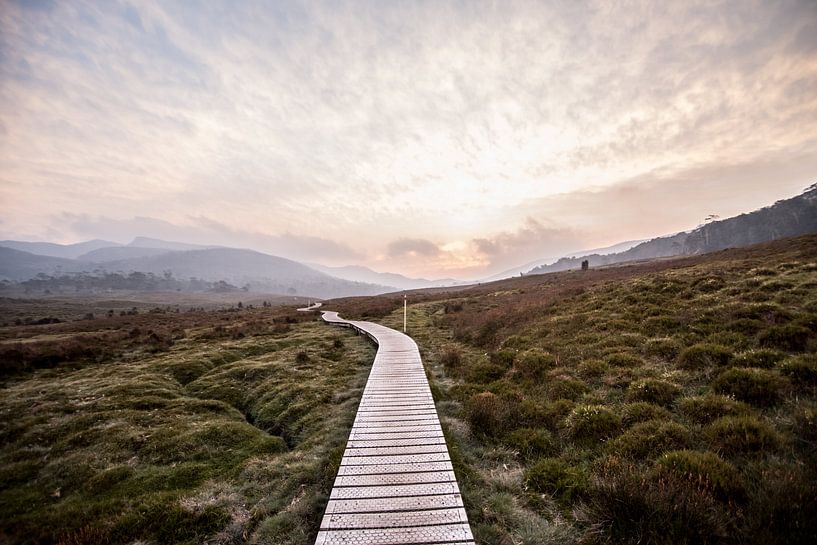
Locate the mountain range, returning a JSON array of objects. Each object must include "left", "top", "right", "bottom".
[{"left": 528, "top": 183, "right": 817, "bottom": 275}]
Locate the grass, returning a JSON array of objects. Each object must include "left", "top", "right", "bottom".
[
  {"left": 0, "top": 303, "right": 374, "bottom": 545},
  {"left": 329, "top": 234, "right": 817, "bottom": 545}
]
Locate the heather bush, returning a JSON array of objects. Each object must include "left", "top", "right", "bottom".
[
  {"left": 778, "top": 354, "right": 817, "bottom": 385},
  {"left": 711, "top": 368, "right": 789, "bottom": 406},
  {"left": 513, "top": 349, "right": 556, "bottom": 380},
  {"left": 732, "top": 348, "right": 785, "bottom": 368},
  {"left": 548, "top": 378, "right": 589, "bottom": 401},
  {"left": 706, "top": 416, "right": 780, "bottom": 455},
  {"left": 524, "top": 458, "right": 588, "bottom": 504},
  {"left": 677, "top": 394, "right": 751, "bottom": 424},
  {"left": 643, "top": 337, "right": 682, "bottom": 360},
  {"left": 620, "top": 402, "right": 671, "bottom": 427},
  {"left": 678, "top": 343, "right": 733, "bottom": 369},
  {"left": 625, "top": 379, "right": 680, "bottom": 407},
  {"left": 578, "top": 359, "right": 608, "bottom": 378},
  {"left": 564, "top": 405, "right": 621, "bottom": 443},
  {"left": 611, "top": 420, "right": 692, "bottom": 460},
  {"left": 604, "top": 353, "right": 643, "bottom": 368},
  {"left": 758, "top": 324, "right": 812, "bottom": 351},
  {"left": 503, "top": 428, "right": 556, "bottom": 460},
  {"left": 654, "top": 450, "right": 745, "bottom": 502}
]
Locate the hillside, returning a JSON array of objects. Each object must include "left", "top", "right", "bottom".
[
  {"left": 0, "top": 247, "right": 90, "bottom": 281},
  {"left": 328, "top": 234, "right": 817, "bottom": 544},
  {"left": 310, "top": 263, "right": 456, "bottom": 291},
  {"left": 530, "top": 184, "right": 817, "bottom": 275}
]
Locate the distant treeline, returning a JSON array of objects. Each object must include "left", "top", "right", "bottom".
[{"left": 2, "top": 271, "right": 243, "bottom": 294}]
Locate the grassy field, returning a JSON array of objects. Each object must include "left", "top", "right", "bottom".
[
  {"left": 332, "top": 235, "right": 817, "bottom": 545},
  {"left": 0, "top": 303, "right": 374, "bottom": 545}
]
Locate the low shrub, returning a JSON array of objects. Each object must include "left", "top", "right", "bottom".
[
  {"left": 654, "top": 450, "right": 745, "bottom": 502},
  {"left": 678, "top": 343, "right": 733, "bottom": 369},
  {"left": 727, "top": 318, "right": 765, "bottom": 336},
  {"left": 605, "top": 353, "right": 643, "bottom": 368},
  {"left": 758, "top": 324, "right": 812, "bottom": 352},
  {"left": 524, "top": 458, "right": 588, "bottom": 504},
  {"left": 504, "top": 427, "right": 556, "bottom": 460},
  {"left": 513, "top": 349, "right": 556, "bottom": 380},
  {"left": 466, "top": 362, "right": 508, "bottom": 383},
  {"left": 711, "top": 368, "right": 789, "bottom": 407},
  {"left": 564, "top": 405, "right": 621, "bottom": 444},
  {"left": 549, "top": 378, "right": 590, "bottom": 401},
  {"left": 732, "top": 349, "right": 785, "bottom": 368},
  {"left": 587, "top": 458, "right": 740, "bottom": 545},
  {"left": 611, "top": 419, "right": 692, "bottom": 460},
  {"left": 439, "top": 347, "right": 461, "bottom": 371},
  {"left": 643, "top": 337, "right": 682, "bottom": 360},
  {"left": 677, "top": 394, "right": 751, "bottom": 424},
  {"left": 626, "top": 379, "right": 681, "bottom": 407},
  {"left": 490, "top": 349, "right": 517, "bottom": 368},
  {"left": 578, "top": 359, "right": 608, "bottom": 377},
  {"left": 620, "top": 402, "right": 671, "bottom": 427},
  {"left": 706, "top": 416, "right": 780, "bottom": 455},
  {"left": 778, "top": 354, "right": 817, "bottom": 385},
  {"left": 466, "top": 391, "right": 518, "bottom": 437}
]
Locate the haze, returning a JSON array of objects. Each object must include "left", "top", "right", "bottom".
[{"left": 1, "top": 0, "right": 816, "bottom": 279}]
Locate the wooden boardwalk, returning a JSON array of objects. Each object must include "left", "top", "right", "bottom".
[{"left": 316, "top": 311, "right": 474, "bottom": 545}]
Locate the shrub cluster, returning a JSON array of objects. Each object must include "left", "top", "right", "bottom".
[
  {"left": 564, "top": 405, "right": 621, "bottom": 443},
  {"left": 503, "top": 428, "right": 556, "bottom": 460},
  {"left": 706, "top": 416, "right": 780, "bottom": 455},
  {"left": 625, "top": 379, "right": 680, "bottom": 407},
  {"left": 778, "top": 354, "right": 817, "bottom": 385},
  {"left": 711, "top": 368, "right": 789, "bottom": 406},
  {"left": 524, "top": 458, "right": 588, "bottom": 504},
  {"left": 758, "top": 324, "right": 812, "bottom": 351},
  {"left": 611, "top": 419, "right": 692, "bottom": 460},
  {"left": 653, "top": 450, "right": 745, "bottom": 502},
  {"left": 677, "top": 394, "right": 751, "bottom": 424},
  {"left": 678, "top": 343, "right": 733, "bottom": 369}
]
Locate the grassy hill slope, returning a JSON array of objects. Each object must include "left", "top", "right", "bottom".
[{"left": 330, "top": 234, "right": 817, "bottom": 545}]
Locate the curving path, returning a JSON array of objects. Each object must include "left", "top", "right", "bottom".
[{"left": 315, "top": 311, "right": 475, "bottom": 545}]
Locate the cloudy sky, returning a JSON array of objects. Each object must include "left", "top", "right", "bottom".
[{"left": 1, "top": 0, "right": 816, "bottom": 278}]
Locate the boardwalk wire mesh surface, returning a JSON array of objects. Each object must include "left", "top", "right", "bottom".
[{"left": 316, "top": 312, "right": 475, "bottom": 545}]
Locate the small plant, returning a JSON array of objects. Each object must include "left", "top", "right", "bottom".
[
  {"left": 564, "top": 404, "right": 621, "bottom": 443},
  {"left": 295, "top": 351, "right": 309, "bottom": 363},
  {"left": 778, "top": 354, "right": 817, "bottom": 385},
  {"left": 643, "top": 337, "right": 682, "bottom": 360},
  {"left": 706, "top": 415, "right": 780, "bottom": 455},
  {"left": 605, "top": 353, "right": 643, "bottom": 368},
  {"left": 677, "top": 394, "right": 751, "bottom": 424},
  {"left": 620, "top": 402, "right": 671, "bottom": 426},
  {"left": 758, "top": 324, "right": 812, "bottom": 351},
  {"left": 732, "top": 349, "right": 785, "bottom": 368},
  {"left": 438, "top": 347, "right": 461, "bottom": 371},
  {"left": 711, "top": 368, "right": 789, "bottom": 406},
  {"left": 678, "top": 343, "right": 733, "bottom": 369},
  {"left": 611, "top": 419, "right": 692, "bottom": 460},
  {"left": 513, "top": 349, "right": 556, "bottom": 380},
  {"left": 654, "top": 450, "right": 745, "bottom": 502},
  {"left": 578, "top": 359, "right": 608, "bottom": 378},
  {"left": 466, "top": 392, "right": 518, "bottom": 437},
  {"left": 503, "top": 427, "right": 556, "bottom": 460},
  {"left": 524, "top": 457, "right": 588, "bottom": 504},
  {"left": 626, "top": 379, "right": 680, "bottom": 407},
  {"left": 549, "top": 378, "right": 589, "bottom": 401}
]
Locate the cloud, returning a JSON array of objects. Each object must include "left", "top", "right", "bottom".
[
  {"left": 471, "top": 218, "right": 585, "bottom": 273},
  {"left": 1, "top": 0, "right": 816, "bottom": 278},
  {"left": 387, "top": 238, "right": 441, "bottom": 258}
]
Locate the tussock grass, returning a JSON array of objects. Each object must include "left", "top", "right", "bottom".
[
  {"left": 0, "top": 305, "right": 374, "bottom": 544},
  {"left": 328, "top": 235, "right": 817, "bottom": 544}
]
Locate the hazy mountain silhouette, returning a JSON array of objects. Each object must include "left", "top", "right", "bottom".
[
  {"left": 529, "top": 184, "right": 817, "bottom": 275},
  {"left": 77, "top": 246, "right": 173, "bottom": 261},
  {"left": 0, "top": 239, "right": 119, "bottom": 259},
  {"left": 0, "top": 247, "right": 91, "bottom": 281},
  {"left": 309, "top": 264, "right": 457, "bottom": 291}
]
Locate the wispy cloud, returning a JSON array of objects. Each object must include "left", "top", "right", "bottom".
[{"left": 1, "top": 0, "right": 816, "bottom": 277}]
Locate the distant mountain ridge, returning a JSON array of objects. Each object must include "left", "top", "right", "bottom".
[
  {"left": 310, "top": 264, "right": 457, "bottom": 291},
  {"left": 529, "top": 184, "right": 817, "bottom": 275},
  {"left": 0, "top": 239, "right": 119, "bottom": 259}
]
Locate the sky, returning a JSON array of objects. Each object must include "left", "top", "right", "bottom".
[{"left": 1, "top": 0, "right": 816, "bottom": 279}]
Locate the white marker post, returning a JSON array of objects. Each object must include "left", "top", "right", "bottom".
[{"left": 403, "top": 294, "right": 407, "bottom": 333}]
